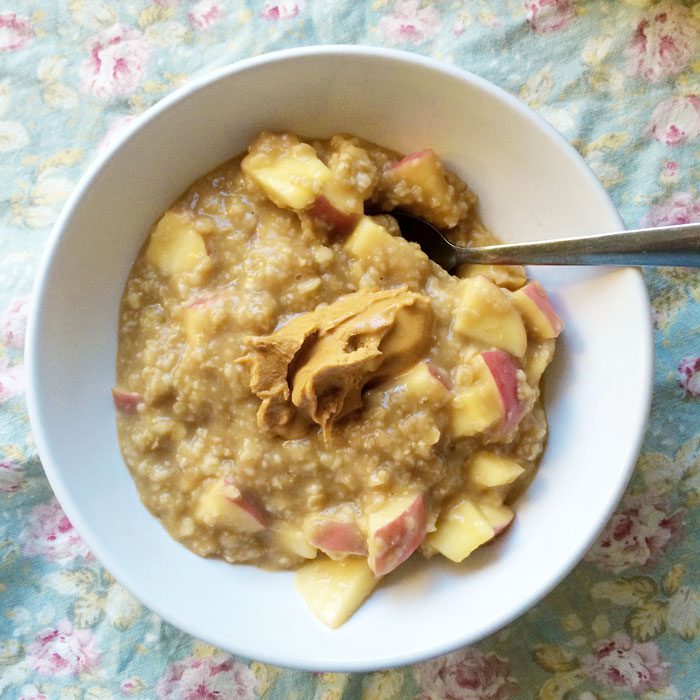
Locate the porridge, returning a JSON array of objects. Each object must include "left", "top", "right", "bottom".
[{"left": 114, "top": 132, "right": 563, "bottom": 628}]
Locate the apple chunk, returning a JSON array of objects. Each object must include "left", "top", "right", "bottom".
[
  {"left": 181, "top": 292, "right": 229, "bottom": 341},
  {"left": 386, "top": 361, "right": 452, "bottom": 406},
  {"left": 344, "top": 216, "right": 397, "bottom": 259},
  {"left": 477, "top": 498, "right": 514, "bottom": 536},
  {"left": 450, "top": 351, "right": 523, "bottom": 438},
  {"left": 386, "top": 149, "right": 462, "bottom": 228},
  {"left": 273, "top": 523, "right": 317, "bottom": 560},
  {"left": 459, "top": 264, "right": 527, "bottom": 291},
  {"left": 425, "top": 497, "right": 495, "bottom": 563},
  {"left": 295, "top": 556, "right": 378, "bottom": 628},
  {"left": 453, "top": 276, "right": 527, "bottom": 358},
  {"left": 513, "top": 281, "right": 564, "bottom": 339},
  {"left": 404, "top": 362, "right": 452, "bottom": 403},
  {"left": 112, "top": 388, "right": 143, "bottom": 413},
  {"left": 466, "top": 451, "right": 524, "bottom": 489},
  {"left": 310, "top": 174, "right": 364, "bottom": 235},
  {"left": 304, "top": 513, "right": 367, "bottom": 559},
  {"left": 194, "top": 478, "right": 266, "bottom": 533},
  {"left": 450, "top": 385, "right": 502, "bottom": 438},
  {"left": 481, "top": 350, "right": 524, "bottom": 434},
  {"left": 310, "top": 194, "right": 359, "bottom": 235},
  {"left": 367, "top": 492, "right": 426, "bottom": 576},
  {"left": 146, "top": 211, "right": 211, "bottom": 282},
  {"left": 242, "top": 135, "right": 331, "bottom": 210}
]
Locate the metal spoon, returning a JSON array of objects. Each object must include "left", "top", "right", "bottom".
[{"left": 391, "top": 212, "right": 700, "bottom": 271}]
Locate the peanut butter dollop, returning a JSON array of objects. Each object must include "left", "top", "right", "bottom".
[{"left": 244, "top": 287, "right": 433, "bottom": 438}]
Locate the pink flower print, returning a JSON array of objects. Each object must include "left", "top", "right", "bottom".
[
  {"left": 0, "top": 356, "right": 24, "bottom": 402},
  {"left": 121, "top": 677, "right": 145, "bottom": 695},
  {"left": 157, "top": 653, "right": 260, "bottom": 700},
  {"left": 0, "top": 12, "right": 34, "bottom": 52},
  {"left": 643, "top": 192, "right": 700, "bottom": 227},
  {"left": 414, "top": 647, "right": 518, "bottom": 700},
  {"left": 0, "top": 295, "right": 29, "bottom": 350},
  {"left": 659, "top": 160, "right": 678, "bottom": 185},
  {"left": 645, "top": 95, "right": 700, "bottom": 146},
  {"left": 18, "top": 685, "right": 48, "bottom": 700},
  {"left": 583, "top": 632, "right": 670, "bottom": 693},
  {"left": 378, "top": 0, "right": 442, "bottom": 44},
  {"left": 678, "top": 356, "right": 700, "bottom": 397},
  {"left": 26, "top": 620, "right": 100, "bottom": 677},
  {"left": 79, "top": 23, "right": 152, "bottom": 99},
  {"left": 587, "top": 494, "right": 682, "bottom": 573},
  {"left": 260, "top": 0, "right": 305, "bottom": 20},
  {"left": 524, "top": 0, "right": 575, "bottom": 34},
  {"left": 0, "top": 460, "right": 24, "bottom": 493},
  {"left": 626, "top": 2, "right": 698, "bottom": 83},
  {"left": 188, "top": 0, "right": 225, "bottom": 31},
  {"left": 22, "top": 498, "right": 90, "bottom": 563}
]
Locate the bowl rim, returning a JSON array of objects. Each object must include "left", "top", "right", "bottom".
[{"left": 25, "top": 44, "right": 653, "bottom": 672}]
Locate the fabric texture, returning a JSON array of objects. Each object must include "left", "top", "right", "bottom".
[{"left": 1, "top": 1, "right": 699, "bottom": 698}]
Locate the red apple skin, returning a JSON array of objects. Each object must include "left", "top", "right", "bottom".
[
  {"left": 305, "top": 517, "right": 367, "bottom": 557},
  {"left": 390, "top": 149, "right": 433, "bottom": 170},
  {"left": 426, "top": 361, "right": 453, "bottom": 390},
  {"left": 481, "top": 350, "right": 524, "bottom": 434},
  {"left": 222, "top": 478, "right": 268, "bottom": 530},
  {"left": 522, "top": 282, "right": 564, "bottom": 337},
  {"left": 310, "top": 196, "right": 360, "bottom": 235},
  {"left": 492, "top": 513, "right": 515, "bottom": 537},
  {"left": 185, "top": 289, "right": 223, "bottom": 308},
  {"left": 185, "top": 294, "right": 209, "bottom": 308},
  {"left": 368, "top": 493, "right": 427, "bottom": 576},
  {"left": 112, "top": 388, "right": 143, "bottom": 413}
]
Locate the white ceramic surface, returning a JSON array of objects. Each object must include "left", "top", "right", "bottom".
[{"left": 26, "top": 46, "right": 652, "bottom": 672}]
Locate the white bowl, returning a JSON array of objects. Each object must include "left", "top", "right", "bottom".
[{"left": 26, "top": 46, "right": 652, "bottom": 671}]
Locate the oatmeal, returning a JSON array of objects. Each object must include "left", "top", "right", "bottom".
[{"left": 115, "top": 132, "right": 563, "bottom": 628}]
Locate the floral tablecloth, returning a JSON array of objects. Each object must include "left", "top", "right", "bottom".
[{"left": 1, "top": 0, "right": 699, "bottom": 698}]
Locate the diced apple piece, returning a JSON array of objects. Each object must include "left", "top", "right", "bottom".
[
  {"left": 450, "top": 351, "right": 523, "bottom": 438},
  {"left": 311, "top": 175, "right": 363, "bottom": 235},
  {"left": 194, "top": 478, "right": 266, "bottom": 533},
  {"left": 274, "top": 523, "right": 317, "bottom": 559},
  {"left": 344, "top": 216, "right": 397, "bottom": 259},
  {"left": 310, "top": 194, "right": 360, "bottom": 236},
  {"left": 482, "top": 350, "right": 524, "bottom": 434},
  {"left": 343, "top": 215, "right": 429, "bottom": 283},
  {"left": 459, "top": 264, "right": 527, "bottom": 291},
  {"left": 112, "top": 388, "right": 143, "bottom": 413},
  {"left": 425, "top": 497, "right": 494, "bottom": 563},
  {"left": 477, "top": 498, "right": 514, "bottom": 535},
  {"left": 451, "top": 384, "right": 503, "bottom": 437},
  {"left": 242, "top": 138, "right": 331, "bottom": 210},
  {"left": 304, "top": 514, "right": 367, "bottom": 559},
  {"left": 387, "top": 149, "right": 462, "bottom": 229},
  {"left": 295, "top": 556, "right": 378, "bottom": 629},
  {"left": 399, "top": 361, "right": 452, "bottom": 405},
  {"left": 453, "top": 276, "right": 527, "bottom": 358},
  {"left": 367, "top": 492, "right": 426, "bottom": 576},
  {"left": 146, "top": 211, "right": 211, "bottom": 280},
  {"left": 524, "top": 339, "right": 556, "bottom": 385},
  {"left": 513, "top": 281, "right": 564, "bottom": 339},
  {"left": 181, "top": 293, "right": 227, "bottom": 340},
  {"left": 467, "top": 451, "right": 524, "bottom": 488},
  {"left": 323, "top": 176, "right": 364, "bottom": 215}
]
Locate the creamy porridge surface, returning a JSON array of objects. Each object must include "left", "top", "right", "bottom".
[{"left": 115, "top": 132, "right": 563, "bottom": 627}]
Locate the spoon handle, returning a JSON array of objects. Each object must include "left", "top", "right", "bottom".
[{"left": 455, "top": 222, "right": 700, "bottom": 267}]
